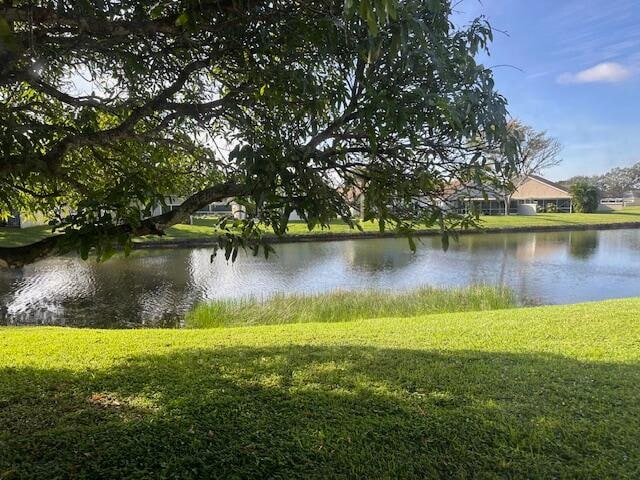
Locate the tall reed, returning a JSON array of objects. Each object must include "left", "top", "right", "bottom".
[{"left": 185, "top": 285, "right": 516, "bottom": 328}]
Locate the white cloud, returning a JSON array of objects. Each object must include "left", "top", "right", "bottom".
[{"left": 557, "top": 62, "right": 632, "bottom": 84}]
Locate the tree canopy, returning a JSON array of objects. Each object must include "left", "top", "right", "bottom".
[
  {"left": 0, "top": 0, "right": 517, "bottom": 267},
  {"left": 505, "top": 120, "right": 561, "bottom": 183},
  {"left": 491, "top": 120, "right": 561, "bottom": 214},
  {"left": 561, "top": 162, "right": 640, "bottom": 198}
]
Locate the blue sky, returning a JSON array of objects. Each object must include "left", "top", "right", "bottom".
[{"left": 453, "top": 0, "right": 640, "bottom": 180}]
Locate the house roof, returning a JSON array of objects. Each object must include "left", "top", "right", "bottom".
[
  {"left": 510, "top": 175, "right": 572, "bottom": 200},
  {"left": 526, "top": 174, "right": 571, "bottom": 195},
  {"left": 445, "top": 174, "right": 572, "bottom": 201}
]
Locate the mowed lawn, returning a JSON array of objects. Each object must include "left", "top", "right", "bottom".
[
  {"left": 1, "top": 299, "right": 639, "bottom": 478},
  {"left": 0, "top": 225, "right": 51, "bottom": 247},
  {"left": 3, "top": 208, "right": 640, "bottom": 247},
  {"left": 163, "top": 207, "right": 640, "bottom": 241}
]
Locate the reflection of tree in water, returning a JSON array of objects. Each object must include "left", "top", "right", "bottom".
[
  {"left": 342, "top": 238, "right": 416, "bottom": 273},
  {"left": 87, "top": 250, "right": 197, "bottom": 327},
  {"left": 459, "top": 233, "right": 524, "bottom": 254},
  {"left": 192, "top": 243, "right": 345, "bottom": 301},
  {"left": 569, "top": 231, "right": 599, "bottom": 260},
  {"left": 461, "top": 231, "right": 575, "bottom": 256}
]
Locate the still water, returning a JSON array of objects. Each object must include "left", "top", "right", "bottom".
[{"left": 2, "top": 228, "right": 640, "bottom": 328}]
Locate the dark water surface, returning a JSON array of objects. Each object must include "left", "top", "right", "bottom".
[{"left": 2, "top": 228, "right": 640, "bottom": 328}]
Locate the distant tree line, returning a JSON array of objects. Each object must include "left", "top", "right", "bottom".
[{"left": 559, "top": 162, "right": 640, "bottom": 197}]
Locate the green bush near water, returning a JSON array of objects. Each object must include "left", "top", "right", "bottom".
[{"left": 185, "top": 285, "right": 516, "bottom": 328}]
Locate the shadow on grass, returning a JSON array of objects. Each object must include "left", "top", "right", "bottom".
[{"left": 1, "top": 346, "right": 638, "bottom": 479}]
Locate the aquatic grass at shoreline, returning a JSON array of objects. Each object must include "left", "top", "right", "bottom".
[{"left": 185, "top": 285, "right": 516, "bottom": 328}]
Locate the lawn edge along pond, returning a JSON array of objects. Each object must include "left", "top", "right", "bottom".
[
  {"left": 139, "top": 208, "right": 640, "bottom": 247},
  {"left": 2, "top": 297, "right": 639, "bottom": 478},
  {"left": 3, "top": 208, "right": 640, "bottom": 249}
]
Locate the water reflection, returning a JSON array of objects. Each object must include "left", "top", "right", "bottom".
[
  {"left": 569, "top": 231, "right": 599, "bottom": 259},
  {"left": 1, "top": 229, "right": 640, "bottom": 327}
]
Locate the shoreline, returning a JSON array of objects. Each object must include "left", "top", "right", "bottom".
[{"left": 133, "top": 220, "right": 640, "bottom": 250}]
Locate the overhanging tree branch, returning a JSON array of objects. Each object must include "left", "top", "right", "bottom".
[
  {"left": 3, "top": 59, "right": 217, "bottom": 176},
  {"left": 1, "top": 0, "right": 516, "bottom": 267},
  {"left": 0, "top": 182, "right": 248, "bottom": 268}
]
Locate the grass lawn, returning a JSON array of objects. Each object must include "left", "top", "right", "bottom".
[
  {"left": 141, "top": 207, "right": 640, "bottom": 243},
  {"left": 2, "top": 208, "right": 640, "bottom": 247},
  {"left": 479, "top": 208, "right": 640, "bottom": 228},
  {"left": 0, "top": 225, "right": 51, "bottom": 247},
  {"left": 1, "top": 299, "right": 639, "bottom": 478}
]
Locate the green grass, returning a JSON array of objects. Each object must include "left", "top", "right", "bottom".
[
  {"left": 0, "top": 225, "right": 51, "bottom": 247},
  {"left": 1, "top": 298, "right": 640, "bottom": 478},
  {"left": 141, "top": 208, "right": 640, "bottom": 244},
  {"left": 479, "top": 208, "right": 640, "bottom": 228},
  {"left": 286, "top": 207, "right": 640, "bottom": 233},
  {"left": 186, "top": 285, "right": 516, "bottom": 328},
  {"left": 3, "top": 208, "right": 640, "bottom": 247}
]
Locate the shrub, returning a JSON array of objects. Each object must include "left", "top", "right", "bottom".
[
  {"left": 569, "top": 181, "right": 599, "bottom": 213},
  {"left": 545, "top": 203, "right": 558, "bottom": 213}
]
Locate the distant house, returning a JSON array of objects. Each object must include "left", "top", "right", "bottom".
[
  {"left": 0, "top": 212, "right": 21, "bottom": 228},
  {"left": 151, "top": 196, "right": 246, "bottom": 219},
  {"left": 623, "top": 190, "right": 640, "bottom": 206},
  {"left": 599, "top": 189, "right": 640, "bottom": 211},
  {"left": 0, "top": 211, "right": 47, "bottom": 229},
  {"left": 446, "top": 175, "right": 572, "bottom": 215},
  {"left": 0, "top": 196, "right": 246, "bottom": 230}
]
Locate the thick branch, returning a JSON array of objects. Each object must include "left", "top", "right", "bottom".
[
  {"left": 3, "top": 60, "right": 212, "bottom": 177},
  {"left": 0, "top": 182, "right": 248, "bottom": 268},
  {"left": 19, "top": 71, "right": 116, "bottom": 110}
]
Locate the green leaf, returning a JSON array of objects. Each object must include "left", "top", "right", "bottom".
[
  {"left": 0, "top": 17, "right": 17, "bottom": 51},
  {"left": 175, "top": 12, "right": 190, "bottom": 27},
  {"left": 366, "top": 10, "right": 379, "bottom": 36},
  {"left": 79, "top": 240, "right": 90, "bottom": 260},
  {"left": 385, "top": 0, "right": 397, "bottom": 20},
  {"left": 407, "top": 235, "right": 416, "bottom": 253},
  {"left": 149, "top": 2, "right": 165, "bottom": 19}
]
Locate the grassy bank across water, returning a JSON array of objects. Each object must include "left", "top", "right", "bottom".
[
  {"left": 143, "top": 208, "right": 640, "bottom": 244},
  {"left": 3, "top": 208, "right": 640, "bottom": 248},
  {"left": 185, "top": 285, "right": 516, "bottom": 328},
  {"left": 1, "top": 298, "right": 639, "bottom": 478}
]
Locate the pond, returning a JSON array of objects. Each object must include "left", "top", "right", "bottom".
[{"left": 2, "top": 228, "right": 640, "bottom": 328}]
